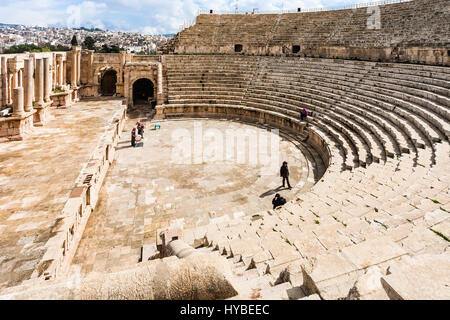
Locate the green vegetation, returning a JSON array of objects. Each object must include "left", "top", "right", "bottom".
[
  {"left": 83, "top": 36, "right": 96, "bottom": 50},
  {"left": 430, "top": 229, "right": 449, "bottom": 242},
  {"left": 4, "top": 43, "right": 70, "bottom": 54},
  {"left": 431, "top": 199, "right": 441, "bottom": 204},
  {"left": 314, "top": 220, "right": 320, "bottom": 225},
  {"left": 71, "top": 35, "right": 78, "bottom": 46},
  {"left": 97, "top": 44, "right": 124, "bottom": 53},
  {"left": 52, "top": 89, "right": 66, "bottom": 94}
]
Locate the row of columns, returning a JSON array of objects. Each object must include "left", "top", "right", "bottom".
[{"left": 0, "top": 55, "right": 53, "bottom": 117}]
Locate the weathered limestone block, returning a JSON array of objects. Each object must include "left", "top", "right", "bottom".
[
  {"left": 347, "top": 266, "right": 390, "bottom": 300},
  {"left": 381, "top": 253, "right": 450, "bottom": 300},
  {"left": 0, "top": 253, "right": 238, "bottom": 300},
  {"left": 340, "top": 237, "right": 407, "bottom": 269},
  {"left": 301, "top": 252, "right": 362, "bottom": 300}
]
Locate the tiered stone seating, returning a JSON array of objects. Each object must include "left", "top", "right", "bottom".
[
  {"left": 175, "top": 0, "right": 449, "bottom": 64},
  {"left": 164, "top": 54, "right": 449, "bottom": 299},
  {"left": 182, "top": 144, "right": 449, "bottom": 299},
  {"left": 165, "top": 55, "right": 259, "bottom": 107}
]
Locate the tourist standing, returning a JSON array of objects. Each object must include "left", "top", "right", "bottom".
[
  {"left": 137, "top": 122, "right": 144, "bottom": 138},
  {"left": 280, "top": 161, "right": 292, "bottom": 189},
  {"left": 131, "top": 128, "right": 137, "bottom": 147}
]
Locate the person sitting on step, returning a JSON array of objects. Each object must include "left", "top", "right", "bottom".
[
  {"left": 272, "top": 193, "right": 287, "bottom": 210},
  {"left": 300, "top": 107, "right": 309, "bottom": 121}
]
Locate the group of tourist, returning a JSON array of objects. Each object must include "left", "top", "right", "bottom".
[
  {"left": 131, "top": 122, "right": 145, "bottom": 147},
  {"left": 272, "top": 161, "right": 291, "bottom": 210},
  {"left": 270, "top": 109, "right": 308, "bottom": 209}
]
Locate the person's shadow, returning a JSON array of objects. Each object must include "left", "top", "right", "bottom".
[
  {"left": 259, "top": 185, "right": 287, "bottom": 198},
  {"left": 116, "top": 145, "right": 134, "bottom": 151}
]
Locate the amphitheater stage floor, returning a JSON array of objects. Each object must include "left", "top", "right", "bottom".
[
  {"left": 71, "top": 110, "right": 313, "bottom": 276},
  {"left": 0, "top": 98, "right": 124, "bottom": 290}
]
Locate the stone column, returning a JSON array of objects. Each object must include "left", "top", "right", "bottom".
[
  {"left": 12, "top": 87, "right": 25, "bottom": 117},
  {"left": 52, "top": 53, "right": 56, "bottom": 90},
  {"left": 18, "top": 69, "right": 23, "bottom": 88},
  {"left": 35, "top": 58, "right": 44, "bottom": 107},
  {"left": 24, "top": 59, "right": 34, "bottom": 112},
  {"left": 77, "top": 51, "right": 81, "bottom": 85},
  {"left": 0, "top": 57, "right": 7, "bottom": 107},
  {"left": 43, "top": 57, "right": 51, "bottom": 102},
  {"left": 157, "top": 62, "right": 163, "bottom": 105},
  {"left": 71, "top": 51, "right": 77, "bottom": 88},
  {"left": 8, "top": 73, "right": 13, "bottom": 105},
  {"left": 13, "top": 70, "right": 19, "bottom": 89},
  {"left": 56, "top": 55, "right": 63, "bottom": 88},
  {"left": 63, "top": 60, "right": 67, "bottom": 86}
]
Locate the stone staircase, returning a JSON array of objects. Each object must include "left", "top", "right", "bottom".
[{"left": 160, "top": 54, "right": 449, "bottom": 299}]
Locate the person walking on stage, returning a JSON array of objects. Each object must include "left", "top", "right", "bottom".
[{"left": 280, "top": 161, "right": 292, "bottom": 189}]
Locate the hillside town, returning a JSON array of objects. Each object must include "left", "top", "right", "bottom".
[{"left": 0, "top": 23, "right": 171, "bottom": 54}]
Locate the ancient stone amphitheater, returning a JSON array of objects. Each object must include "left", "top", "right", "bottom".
[{"left": 0, "top": 0, "right": 449, "bottom": 300}]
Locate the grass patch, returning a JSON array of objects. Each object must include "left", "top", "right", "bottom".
[
  {"left": 314, "top": 220, "right": 320, "bottom": 225},
  {"left": 285, "top": 239, "right": 292, "bottom": 246},
  {"left": 430, "top": 229, "right": 449, "bottom": 242},
  {"left": 431, "top": 199, "right": 441, "bottom": 204},
  {"left": 440, "top": 207, "right": 449, "bottom": 213}
]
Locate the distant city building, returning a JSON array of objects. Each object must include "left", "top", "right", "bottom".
[{"left": 0, "top": 23, "right": 169, "bottom": 52}]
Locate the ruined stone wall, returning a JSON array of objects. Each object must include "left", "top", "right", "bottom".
[
  {"left": 174, "top": 0, "right": 450, "bottom": 66},
  {"left": 33, "top": 102, "right": 128, "bottom": 281}
]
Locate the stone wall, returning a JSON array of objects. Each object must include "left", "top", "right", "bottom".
[
  {"left": 174, "top": 0, "right": 450, "bottom": 66},
  {"left": 32, "top": 102, "right": 127, "bottom": 281},
  {"left": 0, "top": 112, "right": 34, "bottom": 141}
]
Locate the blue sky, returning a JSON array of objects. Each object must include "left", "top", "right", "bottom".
[{"left": 0, "top": 0, "right": 366, "bottom": 34}]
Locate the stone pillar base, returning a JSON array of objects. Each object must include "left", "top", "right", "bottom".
[
  {"left": 33, "top": 101, "right": 52, "bottom": 127},
  {"left": 50, "top": 90, "right": 73, "bottom": 109},
  {"left": 0, "top": 111, "right": 35, "bottom": 142},
  {"left": 154, "top": 105, "right": 166, "bottom": 120},
  {"left": 71, "top": 86, "right": 81, "bottom": 103}
]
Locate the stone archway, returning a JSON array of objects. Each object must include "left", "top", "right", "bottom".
[
  {"left": 100, "top": 69, "right": 117, "bottom": 96},
  {"left": 132, "top": 78, "right": 155, "bottom": 106}
]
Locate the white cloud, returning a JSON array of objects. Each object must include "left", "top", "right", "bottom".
[
  {"left": 0, "top": 0, "right": 362, "bottom": 34},
  {"left": 66, "top": 1, "right": 108, "bottom": 29}
]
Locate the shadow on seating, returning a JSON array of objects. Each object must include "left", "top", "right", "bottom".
[{"left": 259, "top": 185, "right": 287, "bottom": 198}]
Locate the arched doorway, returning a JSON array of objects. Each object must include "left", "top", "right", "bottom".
[
  {"left": 101, "top": 69, "right": 117, "bottom": 96},
  {"left": 133, "top": 78, "right": 154, "bottom": 106}
]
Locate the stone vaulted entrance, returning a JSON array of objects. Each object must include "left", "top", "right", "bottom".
[
  {"left": 133, "top": 78, "right": 154, "bottom": 106},
  {"left": 101, "top": 69, "right": 117, "bottom": 96}
]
